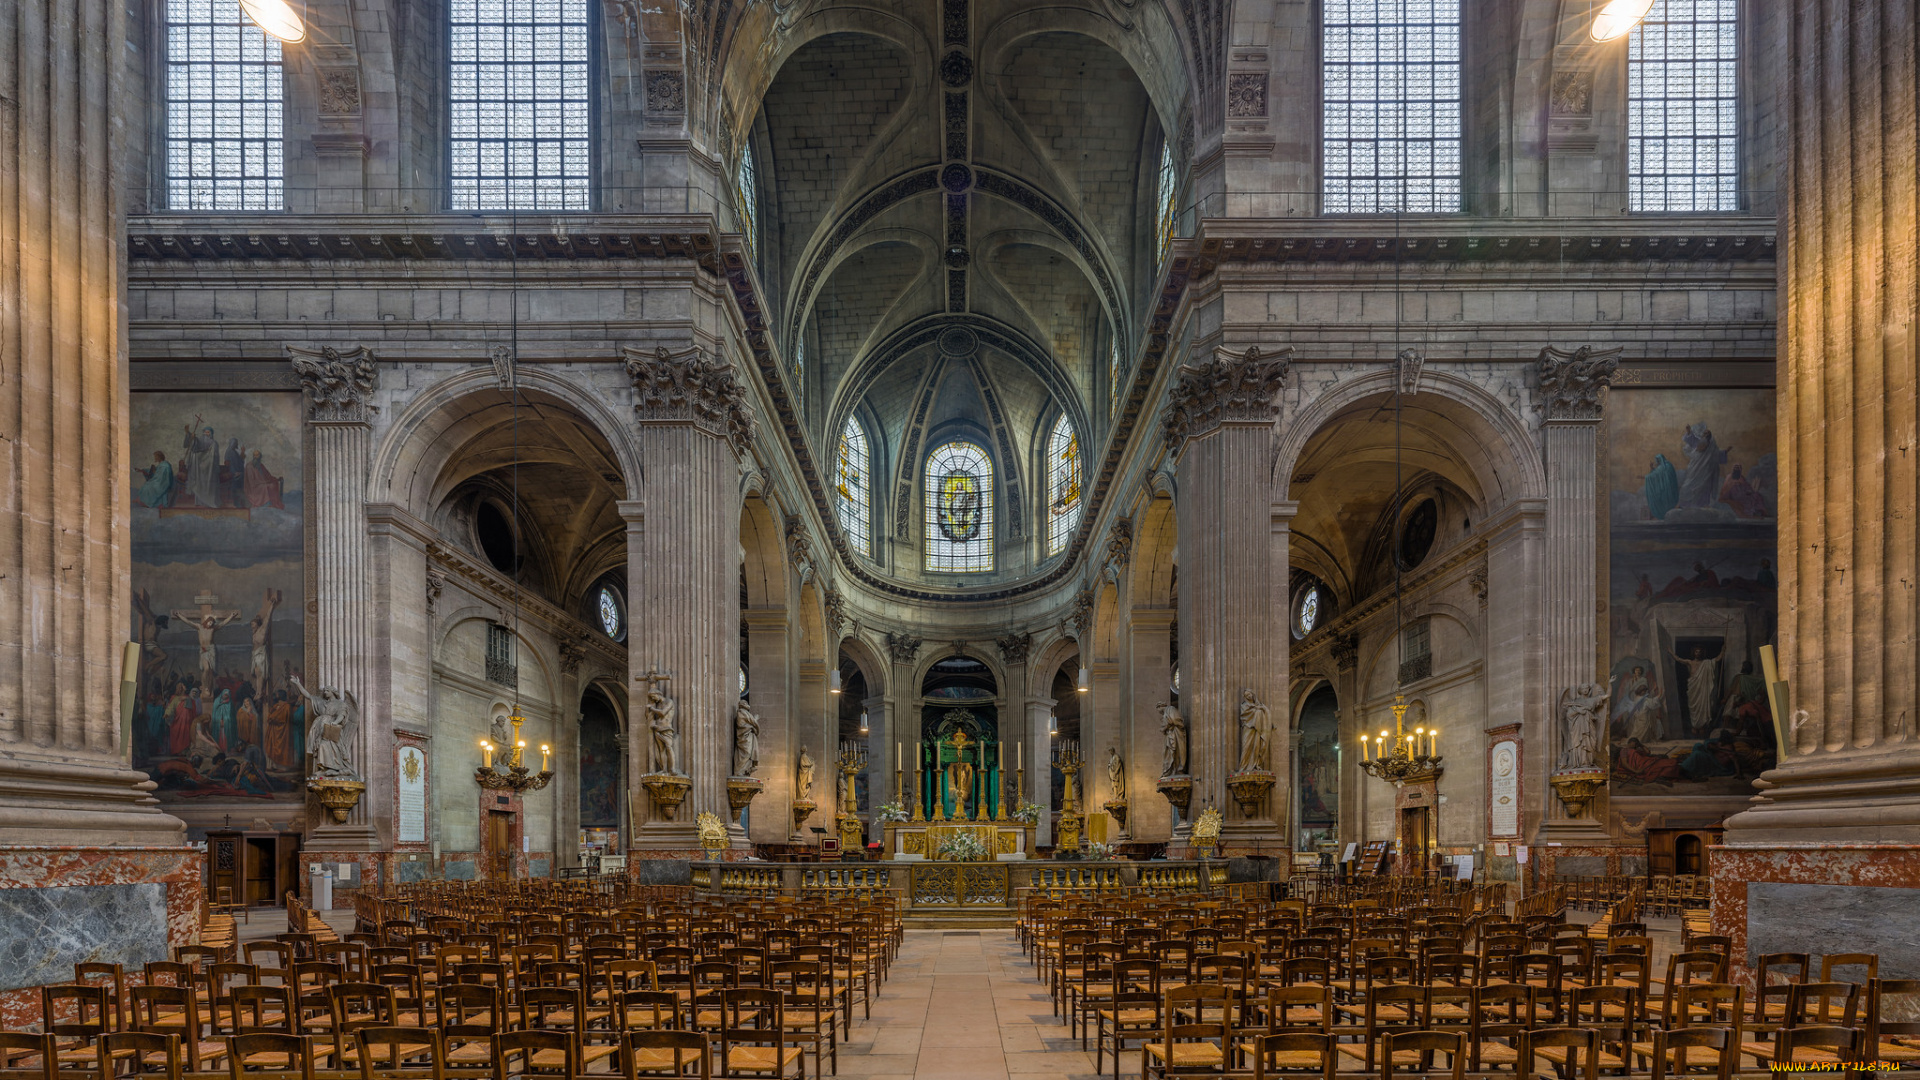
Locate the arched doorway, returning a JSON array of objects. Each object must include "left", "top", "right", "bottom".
[
  {"left": 578, "top": 686, "right": 622, "bottom": 860},
  {"left": 919, "top": 655, "right": 1001, "bottom": 820},
  {"left": 1295, "top": 685, "right": 1340, "bottom": 853}
]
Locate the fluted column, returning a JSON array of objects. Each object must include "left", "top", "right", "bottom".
[
  {"left": 624, "top": 347, "right": 755, "bottom": 849},
  {"left": 0, "top": 0, "right": 185, "bottom": 844},
  {"left": 1726, "top": 0, "right": 1920, "bottom": 843},
  {"left": 290, "top": 346, "right": 382, "bottom": 849},
  {"left": 1533, "top": 346, "right": 1618, "bottom": 840},
  {"left": 1165, "top": 345, "right": 1291, "bottom": 849}
]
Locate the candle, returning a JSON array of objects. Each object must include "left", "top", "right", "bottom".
[
  {"left": 481, "top": 740, "right": 492, "bottom": 769},
  {"left": 540, "top": 744, "right": 551, "bottom": 771},
  {"left": 897, "top": 742, "right": 902, "bottom": 772},
  {"left": 1017, "top": 742, "right": 1022, "bottom": 770},
  {"left": 1360, "top": 735, "right": 1369, "bottom": 762},
  {"left": 1428, "top": 729, "right": 1437, "bottom": 757}
]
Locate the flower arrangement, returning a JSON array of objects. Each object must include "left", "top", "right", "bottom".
[
  {"left": 874, "top": 799, "right": 911, "bottom": 824},
  {"left": 1085, "top": 841, "right": 1114, "bottom": 860},
  {"left": 1010, "top": 801, "right": 1046, "bottom": 826},
  {"left": 935, "top": 830, "right": 992, "bottom": 862}
]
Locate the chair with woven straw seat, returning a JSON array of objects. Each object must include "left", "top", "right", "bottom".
[
  {"left": 621, "top": 1030, "right": 711, "bottom": 1078},
  {"left": 97, "top": 1030, "right": 180, "bottom": 1079},
  {"left": 128, "top": 983, "right": 234, "bottom": 1072},
  {"left": 1142, "top": 983, "right": 1233, "bottom": 1079},
  {"left": 1646, "top": 1026, "right": 1735, "bottom": 1080},
  {"left": 354, "top": 1027, "right": 443, "bottom": 1079},
  {"left": 517, "top": 985, "right": 621, "bottom": 1071},
  {"left": 1334, "top": 983, "right": 1427, "bottom": 1073},
  {"left": 491, "top": 1030, "right": 576, "bottom": 1079},
  {"left": 0, "top": 1031, "right": 54, "bottom": 1080},
  {"left": 225, "top": 1032, "right": 317, "bottom": 1080},
  {"left": 715, "top": 987, "right": 803, "bottom": 1079},
  {"left": 44, "top": 983, "right": 112, "bottom": 1072},
  {"left": 766, "top": 960, "right": 835, "bottom": 1078},
  {"left": 1466, "top": 983, "right": 1532, "bottom": 1073},
  {"left": 1382, "top": 1031, "right": 1466, "bottom": 1080},
  {"left": 1865, "top": 979, "right": 1920, "bottom": 1067},
  {"left": 1242, "top": 1032, "right": 1336, "bottom": 1080}
]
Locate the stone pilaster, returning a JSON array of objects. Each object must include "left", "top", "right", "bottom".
[
  {"left": 291, "top": 346, "right": 382, "bottom": 850},
  {"left": 1532, "top": 345, "right": 1618, "bottom": 841},
  {"left": 742, "top": 609, "right": 790, "bottom": 844},
  {"left": 622, "top": 346, "right": 755, "bottom": 849},
  {"left": 1726, "top": 0, "right": 1920, "bottom": 845},
  {"left": 863, "top": 693, "right": 894, "bottom": 820},
  {"left": 1127, "top": 610, "right": 1176, "bottom": 842},
  {"left": 1164, "top": 345, "right": 1291, "bottom": 847},
  {"left": 1025, "top": 696, "right": 1056, "bottom": 846}
]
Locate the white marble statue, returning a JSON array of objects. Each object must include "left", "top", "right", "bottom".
[
  {"left": 1106, "top": 745, "right": 1126, "bottom": 800},
  {"left": 732, "top": 696, "right": 760, "bottom": 777},
  {"left": 1238, "top": 688, "right": 1272, "bottom": 772},
  {"left": 646, "top": 684, "right": 681, "bottom": 776},
  {"left": 1159, "top": 701, "right": 1188, "bottom": 777},
  {"left": 1558, "top": 683, "right": 1611, "bottom": 771},
  {"left": 796, "top": 745, "right": 816, "bottom": 802},
  {"left": 290, "top": 676, "right": 359, "bottom": 782}
]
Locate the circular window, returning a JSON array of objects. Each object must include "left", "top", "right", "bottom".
[
  {"left": 1397, "top": 497, "right": 1439, "bottom": 570},
  {"left": 595, "top": 584, "right": 625, "bottom": 641},
  {"left": 739, "top": 666, "right": 748, "bottom": 696},
  {"left": 1296, "top": 587, "right": 1322, "bottom": 638},
  {"left": 475, "top": 500, "right": 517, "bottom": 574}
]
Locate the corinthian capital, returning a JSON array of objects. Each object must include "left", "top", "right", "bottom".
[
  {"left": 288, "top": 345, "right": 379, "bottom": 422},
  {"left": 1162, "top": 344, "right": 1292, "bottom": 453},
  {"left": 1532, "top": 345, "right": 1622, "bottom": 421},
  {"left": 621, "top": 344, "right": 758, "bottom": 456}
]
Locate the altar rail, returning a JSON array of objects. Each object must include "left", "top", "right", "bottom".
[{"left": 688, "top": 859, "right": 1233, "bottom": 907}]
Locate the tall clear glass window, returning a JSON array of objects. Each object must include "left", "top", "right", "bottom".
[
  {"left": 836, "top": 416, "right": 871, "bottom": 558},
  {"left": 165, "top": 0, "right": 285, "bottom": 210},
  {"left": 1321, "top": 0, "right": 1463, "bottom": 213},
  {"left": 925, "top": 441, "right": 994, "bottom": 573},
  {"left": 1045, "top": 416, "right": 1082, "bottom": 557},
  {"left": 449, "top": 0, "right": 593, "bottom": 211},
  {"left": 1629, "top": 0, "right": 1738, "bottom": 212},
  {"left": 1155, "top": 142, "right": 1178, "bottom": 263}
]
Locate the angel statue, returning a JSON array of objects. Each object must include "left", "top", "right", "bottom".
[{"left": 290, "top": 676, "right": 360, "bottom": 783}]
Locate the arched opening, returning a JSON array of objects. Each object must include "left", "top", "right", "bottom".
[
  {"left": 1046, "top": 656, "right": 1082, "bottom": 814},
  {"left": 1675, "top": 833, "right": 1705, "bottom": 876},
  {"left": 578, "top": 685, "right": 622, "bottom": 859},
  {"left": 918, "top": 654, "right": 1001, "bottom": 820},
  {"left": 1294, "top": 684, "right": 1340, "bottom": 854},
  {"left": 836, "top": 652, "right": 871, "bottom": 814}
]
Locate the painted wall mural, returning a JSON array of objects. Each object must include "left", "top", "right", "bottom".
[
  {"left": 579, "top": 695, "right": 621, "bottom": 830},
  {"left": 1606, "top": 388, "right": 1777, "bottom": 797},
  {"left": 129, "top": 392, "right": 306, "bottom": 802},
  {"left": 1295, "top": 685, "right": 1339, "bottom": 847}
]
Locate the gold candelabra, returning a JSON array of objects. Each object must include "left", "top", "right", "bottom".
[
  {"left": 1358, "top": 695, "right": 1442, "bottom": 786},
  {"left": 476, "top": 713, "right": 553, "bottom": 792}
]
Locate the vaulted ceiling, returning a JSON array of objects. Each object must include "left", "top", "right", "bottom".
[{"left": 735, "top": 2, "right": 1189, "bottom": 588}]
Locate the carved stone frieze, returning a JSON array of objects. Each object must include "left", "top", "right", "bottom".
[
  {"left": 1533, "top": 345, "right": 1622, "bottom": 420},
  {"left": 645, "top": 70, "right": 685, "bottom": 113},
  {"left": 1227, "top": 72, "right": 1267, "bottom": 118},
  {"left": 885, "top": 632, "right": 922, "bottom": 664},
  {"left": 1163, "top": 345, "right": 1291, "bottom": 452},
  {"left": 995, "top": 632, "right": 1032, "bottom": 665},
  {"left": 318, "top": 69, "right": 361, "bottom": 117},
  {"left": 489, "top": 344, "right": 516, "bottom": 391},
  {"left": 1398, "top": 347, "right": 1426, "bottom": 395},
  {"left": 622, "top": 345, "right": 758, "bottom": 456},
  {"left": 288, "top": 345, "right": 379, "bottom": 422}
]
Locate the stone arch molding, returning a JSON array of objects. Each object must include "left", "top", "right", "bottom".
[
  {"left": 1270, "top": 365, "right": 1546, "bottom": 507},
  {"left": 368, "top": 366, "right": 644, "bottom": 510}
]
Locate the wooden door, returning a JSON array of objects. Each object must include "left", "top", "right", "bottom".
[
  {"left": 487, "top": 811, "right": 513, "bottom": 879},
  {"left": 275, "top": 834, "right": 302, "bottom": 906},
  {"left": 208, "top": 833, "right": 242, "bottom": 906}
]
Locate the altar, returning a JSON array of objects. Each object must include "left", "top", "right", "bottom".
[
  {"left": 883, "top": 821, "right": 1034, "bottom": 860},
  {"left": 883, "top": 721, "right": 1035, "bottom": 860}
]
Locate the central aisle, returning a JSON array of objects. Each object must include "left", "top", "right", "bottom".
[{"left": 848, "top": 929, "right": 1097, "bottom": 1079}]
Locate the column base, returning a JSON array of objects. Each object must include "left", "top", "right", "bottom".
[
  {"left": 0, "top": 754, "right": 186, "bottom": 847},
  {"left": 1534, "top": 819, "right": 1614, "bottom": 844},
  {"left": 305, "top": 823, "right": 382, "bottom": 852},
  {"left": 1723, "top": 748, "right": 1920, "bottom": 845},
  {"left": 1711, "top": 843, "right": 1920, "bottom": 980},
  {"left": 633, "top": 821, "right": 698, "bottom": 849}
]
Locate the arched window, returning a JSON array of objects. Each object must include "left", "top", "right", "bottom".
[
  {"left": 449, "top": 0, "right": 593, "bottom": 210},
  {"left": 736, "top": 143, "right": 759, "bottom": 257},
  {"left": 792, "top": 333, "right": 804, "bottom": 400},
  {"left": 1045, "top": 416, "right": 1082, "bottom": 557},
  {"left": 1629, "top": 0, "right": 1738, "bottom": 212},
  {"left": 1155, "top": 142, "right": 1179, "bottom": 262},
  {"left": 1110, "top": 338, "right": 1124, "bottom": 413},
  {"left": 836, "top": 416, "right": 871, "bottom": 558},
  {"left": 165, "top": 0, "right": 285, "bottom": 210},
  {"left": 1321, "top": 0, "right": 1463, "bottom": 213},
  {"left": 924, "top": 441, "right": 994, "bottom": 573}
]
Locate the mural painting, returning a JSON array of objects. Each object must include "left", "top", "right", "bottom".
[
  {"left": 1606, "top": 388, "right": 1777, "bottom": 797},
  {"left": 129, "top": 392, "right": 306, "bottom": 802},
  {"left": 1295, "top": 685, "right": 1339, "bottom": 848},
  {"left": 579, "top": 694, "right": 621, "bottom": 831}
]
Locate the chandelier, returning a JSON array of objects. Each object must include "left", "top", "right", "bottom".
[
  {"left": 1359, "top": 695, "right": 1441, "bottom": 786},
  {"left": 477, "top": 713, "right": 553, "bottom": 791}
]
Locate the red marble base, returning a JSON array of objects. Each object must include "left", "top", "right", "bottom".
[
  {"left": 0, "top": 845, "right": 201, "bottom": 1028},
  {"left": 1711, "top": 843, "right": 1920, "bottom": 983}
]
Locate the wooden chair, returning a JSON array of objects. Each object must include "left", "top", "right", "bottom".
[
  {"left": 1648, "top": 1027, "right": 1735, "bottom": 1080},
  {"left": 97, "top": 1031, "right": 180, "bottom": 1079},
  {"left": 1142, "top": 983, "right": 1233, "bottom": 1078},
  {"left": 767, "top": 960, "right": 836, "bottom": 1078},
  {"left": 43, "top": 983, "right": 111, "bottom": 1070},
  {"left": 1467, "top": 984, "right": 1532, "bottom": 1073},
  {"left": 1334, "top": 984, "right": 1427, "bottom": 1073},
  {"left": 1523, "top": 1027, "right": 1601, "bottom": 1080},
  {"left": 1094, "top": 961, "right": 1163, "bottom": 1080},
  {"left": 225, "top": 1033, "right": 317, "bottom": 1080},
  {"left": 354, "top": 1027, "right": 442, "bottom": 1080},
  {"left": 1243, "top": 1032, "right": 1336, "bottom": 1080},
  {"left": 621, "top": 1031, "right": 711, "bottom": 1078},
  {"left": 714, "top": 987, "right": 803, "bottom": 1079},
  {"left": 491, "top": 1030, "right": 576, "bottom": 1079},
  {"left": 1773, "top": 1026, "right": 1864, "bottom": 1076},
  {"left": 127, "top": 984, "right": 229, "bottom": 1072},
  {"left": 1382, "top": 1031, "right": 1465, "bottom": 1080},
  {"left": 0, "top": 1032, "right": 54, "bottom": 1080},
  {"left": 1865, "top": 979, "right": 1920, "bottom": 1068}
]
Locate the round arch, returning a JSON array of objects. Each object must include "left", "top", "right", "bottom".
[
  {"left": 835, "top": 632, "right": 889, "bottom": 699},
  {"left": 741, "top": 496, "right": 787, "bottom": 609},
  {"left": 910, "top": 645, "right": 1007, "bottom": 704},
  {"left": 1026, "top": 633, "right": 1083, "bottom": 700},
  {"left": 1129, "top": 494, "right": 1178, "bottom": 610},
  {"left": 368, "top": 367, "right": 641, "bottom": 512}
]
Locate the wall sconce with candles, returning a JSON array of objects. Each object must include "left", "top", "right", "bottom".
[
  {"left": 1358, "top": 694, "right": 1443, "bottom": 787},
  {"left": 476, "top": 713, "right": 553, "bottom": 791}
]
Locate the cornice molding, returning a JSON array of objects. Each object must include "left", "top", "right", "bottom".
[{"left": 127, "top": 214, "right": 720, "bottom": 266}]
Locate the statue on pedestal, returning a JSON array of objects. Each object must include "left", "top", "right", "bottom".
[
  {"left": 796, "top": 745, "right": 816, "bottom": 802},
  {"left": 732, "top": 696, "right": 760, "bottom": 777},
  {"left": 1106, "top": 745, "right": 1126, "bottom": 799},
  {"left": 643, "top": 673, "right": 682, "bottom": 776},
  {"left": 290, "top": 677, "right": 359, "bottom": 782},
  {"left": 1557, "top": 684, "right": 1610, "bottom": 772},
  {"left": 1158, "top": 701, "right": 1188, "bottom": 777},
  {"left": 1238, "top": 689, "right": 1272, "bottom": 772}
]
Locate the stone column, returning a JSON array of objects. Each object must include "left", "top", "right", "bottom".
[
  {"left": 289, "top": 345, "right": 382, "bottom": 850},
  {"left": 1532, "top": 346, "right": 1618, "bottom": 842},
  {"left": 742, "top": 609, "right": 790, "bottom": 844},
  {"left": 1482, "top": 503, "right": 1547, "bottom": 841},
  {"left": 1724, "top": 0, "right": 1920, "bottom": 844},
  {"left": 797, "top": 659, "right": 828, "bottom": 836},
  {"left": 0, "top": 0, "right": 187, "bottom": 846},
  {"left": 1025, "top": 696, "right": 1056, "bottom": 847},
  {"left": 1127, "top": 610, "right": 1177, "bottom": 841},
  {"left": 886, "top": 633, "right": 921, "bottom": 826},
  {"left": 622, "top": 346, "right": 755, "bottom": 850},
  {"left": 863, "top": 693, "right": 894, "bottom": 820},
  {"left": 1087, "top": 661, "right": 1121, "bottom": 825},
  {"left": 1164, "top": 345, "right": 1291, "bottom": 849}
]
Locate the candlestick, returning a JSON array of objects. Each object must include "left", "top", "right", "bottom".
[
  {"left": 540, "top": 744, "right": 551, "bottom": 772},
  {"left": 897, "top": 742, "right": 902, "bottom": 772},
  {"left": 1017, "top": 742, "right": 1022, "bottom": 771}
]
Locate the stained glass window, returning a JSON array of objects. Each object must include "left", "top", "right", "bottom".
[
  {"left": 924, "top": 441, "right": 994, "bottom": 573},
  {"left": 1629, "top": 0, "right": 1738, "bottom": 212},
  {"left": 737, "top": 143, "right": 759, "bottom": 257},
  {"left": 1046, "top": 415, "right": 1082, "bottom": 557},
  {"left": 792, "top": 333, "right": 804, "bottom": 400},
  {"left": 1322, "top": 0, "right": 1463, "bottom": 213},
  {"left": 449, "top": 0, "right": 593, "bottom": 211},
  {"left": 836, "top": 416, "right": 871, "bottom": 558},
  {"left": 1155, "top": 142, "right": 1178, "bottom": 263},
  {"left": 596, "top": 585, "right": 624, "bottom": 640},
  {"left": 1111, "top": 339, "right": 1124, "bottom": 413},
  {"left": 486, "top": 622, "right": 517, "bottom": 687},
  {"left": 165, "top": 0, "right": 285, "bottom": 210}
]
